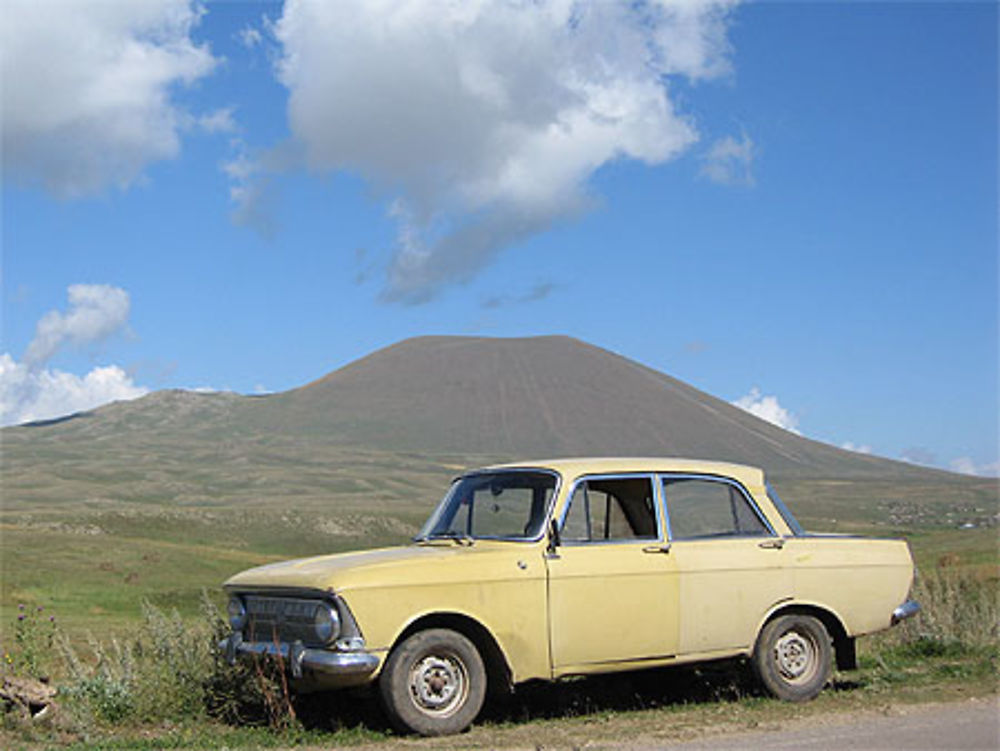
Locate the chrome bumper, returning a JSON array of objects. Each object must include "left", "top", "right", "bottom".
[
  {"left": 891, "top": 599, "right": 921, "bottom": 625},
  {"left": 220, "top": 632, "right": 379, "bottom": 679}
]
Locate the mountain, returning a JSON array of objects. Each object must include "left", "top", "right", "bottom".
[
  {"left": 245, "top": 335, "right": 940, "bottom": 479},
  {"left": 7, "top": 335, "right": 960, "bottom": 479}
]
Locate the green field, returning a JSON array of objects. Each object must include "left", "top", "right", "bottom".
[{"left": 2, "top": 464, "right": 997, "bottom": 635}]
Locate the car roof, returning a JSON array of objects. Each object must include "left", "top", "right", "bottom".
[{"left": 480, "top": 457, "right": 766, "bottom": 488}]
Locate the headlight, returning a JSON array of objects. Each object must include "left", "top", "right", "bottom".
[
  {"left": 313, "top": 602, "right": 340, "bottom": 643},
  {"left": 227, "top": 596, "right": 247, "bottom": 630}
]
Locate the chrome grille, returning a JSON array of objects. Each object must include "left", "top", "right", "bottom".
[{"left": 242, "top": 596, "right": 325, "bottom": 645}]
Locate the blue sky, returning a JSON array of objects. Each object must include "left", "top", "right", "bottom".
[{"left": 2, "top": 1, "right": 997, "bottom": 476}]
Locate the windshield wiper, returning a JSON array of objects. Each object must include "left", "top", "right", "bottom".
[
  {"left": 413, "top": 534, "right": 451, "bottom": 546},
  {"left": 416, "top": 531, "right": 474, "bottom": 546}
]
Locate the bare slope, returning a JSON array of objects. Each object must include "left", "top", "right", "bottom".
[{"left": 251, "top": 335, "right": 945, "bottom": 479}]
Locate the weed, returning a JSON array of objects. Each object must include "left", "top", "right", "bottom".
[
  {"left": 51, "top": 592, "right": 297, "bottom": 732},
  {"left": 2, "top": 604, "right": 58, "bottom": 679},
  {"left": 872, "top": 566, "right": 999, "bottom": 653}
]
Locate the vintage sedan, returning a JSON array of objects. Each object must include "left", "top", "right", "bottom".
[{"left": 221, "top": 458, "right": 919, "bottom": 735}]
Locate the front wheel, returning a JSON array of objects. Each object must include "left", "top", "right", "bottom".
[
  {"left": 752, "top": 614, "right": 832, "bottom": 701},
  {"left": 379, "top": 628, "right": 486, "bottom": 736}
]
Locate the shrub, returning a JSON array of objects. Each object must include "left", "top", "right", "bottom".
[{"left": 55, "top": 592, "right": 296, "bottom": 730}]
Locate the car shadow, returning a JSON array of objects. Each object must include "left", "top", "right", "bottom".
[{"left": 293, "top": 659, "right": 862, "bottom": 735}]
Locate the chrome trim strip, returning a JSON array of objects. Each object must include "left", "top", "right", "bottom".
[
  {"left": 891, "top": 599, "right": 921, "bottom": 625},
  {"left": 654, "top": 473, "right": 672, "bottom": 541},
  {"left": 220, "top": 634, "right": 379, "bottom": 679}
]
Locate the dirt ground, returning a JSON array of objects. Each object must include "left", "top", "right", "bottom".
[{"left": 323, "top": 696, "right": 998, "bottom": 751}]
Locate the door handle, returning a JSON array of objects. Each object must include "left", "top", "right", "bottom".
[
  {"left": 758, "top": 539, "right": 785, "bottom": 550},
  {"left": 642, "top": 544, "right": 671, "bottom": 554}
]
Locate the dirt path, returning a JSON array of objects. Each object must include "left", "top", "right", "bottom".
[
  {"left": 624, "top": 697, "right": 1000, "bottom": 750},
  {"left": 330, "top": 697, "right": 998, "bottom": 751}
]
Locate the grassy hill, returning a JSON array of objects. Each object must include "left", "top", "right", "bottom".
[{"left": 1, "top": 335, "right": 996, "bottom": 630}]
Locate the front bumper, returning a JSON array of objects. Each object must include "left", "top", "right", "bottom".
[
  {"left": 891, "top": 599, "right": 921, "bottom": 625},
  {"left": 220, "top": 632, "right": 380, "bottom": 680}
]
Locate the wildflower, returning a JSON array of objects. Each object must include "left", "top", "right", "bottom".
[
  {"left": 49, "top": 615, "right": 56, "bottom": 623},
  {"left": 17, "top": 614, "right": 25, "bottom": 621},
  {"left": 17, "top": 603, "right": 24, "bottom": 611},
  {"left": 37, "top": 606, "right": 43, "bottom": 612}
]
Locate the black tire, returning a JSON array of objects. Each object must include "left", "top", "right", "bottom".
[
  {"left": 752, "top": 614, "right": 832, "bottom": 702},
  {"left": 379, "top": 628, "right": 486, "bottom": 736}
]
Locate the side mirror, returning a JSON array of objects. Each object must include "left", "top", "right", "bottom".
[{"left": 547, "top": 518, "right": 561, "bottom": 555}]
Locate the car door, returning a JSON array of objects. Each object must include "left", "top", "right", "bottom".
[
  {"left": 546, "top": 475, "right": 680, "bottom": 674},
  {"left": 661, "top": 475, "right": 791, "bottom": 656}
]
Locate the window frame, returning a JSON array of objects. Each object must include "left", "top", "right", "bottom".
[
  {"left": 659, "top": 473, "right": 778, "bottom": 541},
  {"left": 557, "top": 473, "right": 666, "bottom": 545}
]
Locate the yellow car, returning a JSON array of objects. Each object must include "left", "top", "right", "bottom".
[{"left": 221, "top": 458, "right": 919, "bottom": 735}]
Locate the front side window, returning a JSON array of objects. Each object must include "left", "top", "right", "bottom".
[
  {"left": 663, "top": 477, "right": 769, "bottom": 540},
  {"left": 561, "top": 476, "right": 658, "bottom": 542},
  {"left": 418, "top": 471, "right": 557, "bottom": 542}
]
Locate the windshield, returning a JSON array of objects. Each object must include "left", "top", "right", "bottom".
[{"left": 417, "top": 470, "right": 558, "bottom": 542}]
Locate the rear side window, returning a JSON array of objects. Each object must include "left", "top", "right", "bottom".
[{"left": 663, "top": 477, "right": 769, "bottom": 540}]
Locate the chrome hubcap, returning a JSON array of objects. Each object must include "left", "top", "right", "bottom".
[
  {"left": 774, "top": 630, "right": 816, "bottom": 682},
  {"left": 409, "top": 654, "right": 467, "bottom": 716}
]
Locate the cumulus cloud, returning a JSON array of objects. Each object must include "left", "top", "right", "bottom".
[
  {"left": 24, "top": 285, "right": 131, "bottom": 367},
  {"left": 1, "top": 0, "right": 217, "bottom": 197},
  {"left": 1, "top": 285, "right": 147, "bottom": 426},
  {"left": 0, "top": 356, "right": 147, "bottom": 426},
  {"left": 269, "top": 0, "right": 739, "bottom": 303},
  {"left": 732, "top": 387, "right": 800, "bottom": 434},
  {"left": 700, "top": 130, "right": 755, "bottom": 186}
]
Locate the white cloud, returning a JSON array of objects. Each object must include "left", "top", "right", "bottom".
[
  {"left": 732, "top": 387, "right": 800, "bottom": 434},
  {"left": 0, "top": 355, "right": 147, "bottom": 426},
  {"left": 270, "top": 0, "right": 739, "bottom": 303},
  {"left": 841, "top": 441, "right": 872, "bottom": 455},
  {"left": 1, "top": 284, "right": 148, "bottom": 426},
  {"left": 239, "top": 26, "right": 264, "bottom": 49},
  {"left": 1, "top": 0, "right": 218, "bottom": 197},
  {"left": 195, "top": 108, "right": 238, "bottom": 135},
  {"left": 950, "top": 457, "right": 1000, "bottom": 478},
  {"left": 24, "top": 285, "right": 131, "bottom": 367},
  {"left": 700, "top": 131, "right": 755, "bottom": 186}
]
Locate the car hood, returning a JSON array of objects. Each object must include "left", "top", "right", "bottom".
[{"left": 223, "top": 540, "right": 539, "bottom": 594}]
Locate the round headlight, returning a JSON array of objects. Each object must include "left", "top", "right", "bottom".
[
  {"left": 227, "top": 596, "right": 247, "bottom": 630},
  {"left": 313, "top": 602, "right": 340, "bottom": 643}
]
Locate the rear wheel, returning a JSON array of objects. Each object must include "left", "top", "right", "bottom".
[
  {"left": 379, "top": 628, "right": 486, "bottom": 736},
  {"left": 752, "top": 614, "right": 831, "bottom": 701}
]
